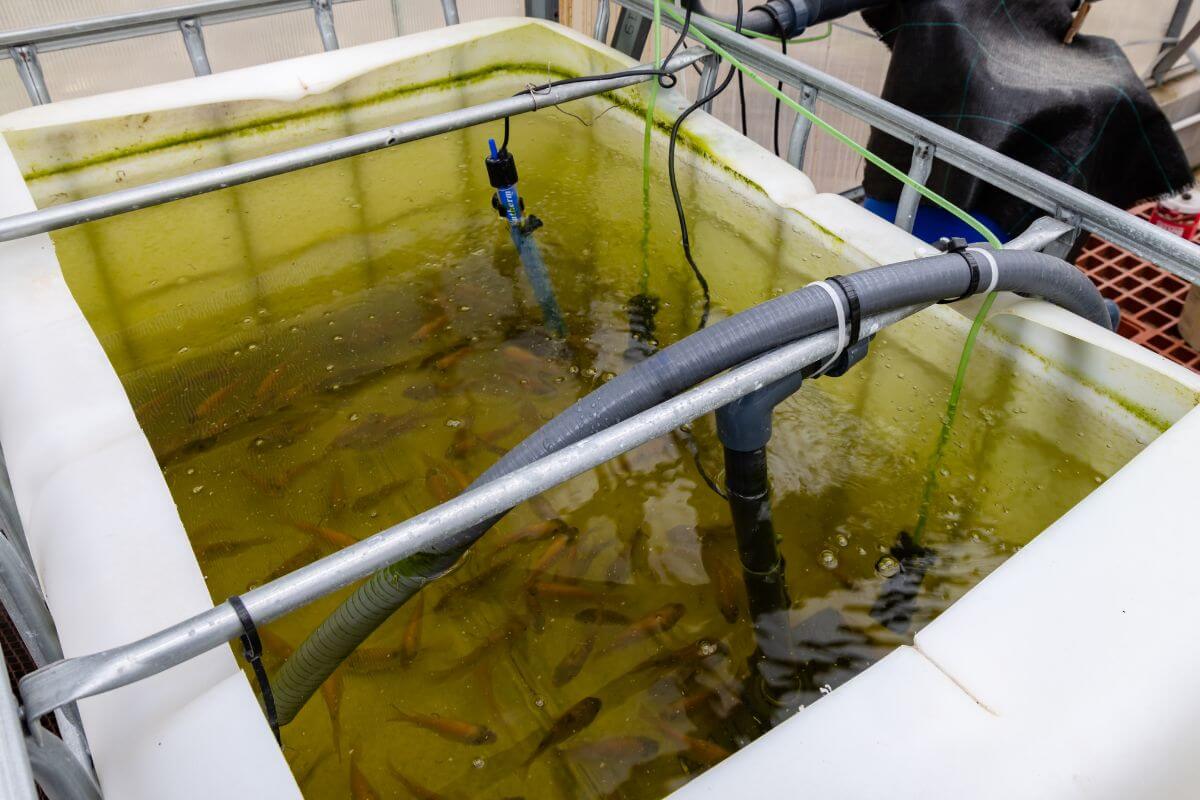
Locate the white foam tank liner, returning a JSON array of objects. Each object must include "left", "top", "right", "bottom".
[{"left": 0, "top": 17, "right": 1195, "bottom": 799}]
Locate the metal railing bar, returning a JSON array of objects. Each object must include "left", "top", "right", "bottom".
[
  {"left": 441, "top": 0, "right": 461, "bottom": 26},
  {"left": 593, "top": 0, "right": 611, "bottom": 43},
  {"left": 786, "top": 82, "right": 817, "bottom": 170},
  {"left": 893, "top": 138, "right": 934, "bottom": 233},
  {"left": 0, "top": 0, "right": 365, "bottom": 58},
  {"left": 311, "top": 0, "right": 340, "bottom": 50},
  {"left": 25, "top": 730, "right": 101, "bottom": 800},
  {"left": 1006, "top": 216, "right": 1078, "bottom": 254},
  {"left": 178, "top": 18, "right": 212, "bottom": 76},
  {"left": 615, "top": 0, "right": 1200, "bottom": 283},
  {"left": 19, "top": 304, "right": 917, "bottom": 723},
  {"left": 0, "top": 647, "right": 37, "bottom": 800},
  {"left": 0, "top": 48, "right": 706, "bottom": 245},
  {"left": 10, "top": 46, "right": 51, "bottom": 106},
  {"left": 0, "top": 533, "right": 61, "bottom": 669},
  {"left": 1151, "top": 16, "right": 1200, "bottom": 86},
  {"left": 696, "top": 52, "right": 720, "bottom": 112}
]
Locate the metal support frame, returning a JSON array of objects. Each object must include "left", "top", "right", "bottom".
[
  {"left": 10, "top": 46, "right": 50, "bottom": 106},
  {"left": 18, "top": 305, "right": 916, "bottom": 725},
  {"left": 696, "top": 52, "right": 721, "bottom": 112},
  {"left": 311, "top": 0, "right": 339, "bottom": 50},
  {"left": 0, "top": 646, "right": 36, "bottom": 800},
  {"left": 1152, "top": 15, "right": 1200, "bottom": 86},
  {"left": 894, "top": 138, "right": 935, "bottom": 233},
  {"left": 1006, "top": 215, "right": 1079, "bottom": 260},
  {"left": 0, "top": 48, "right": 706, "bottom": 244},
  {"left": 178, "top": 18, "right": 211, "bottom": 76},
  {"left": 593, "top": 0, "right": 611, "bottom": 42},
  {"left": 615, "top": 0, "right": 1200, "bottom": 283},
  {"left": 26, "top": 732, "right": 101, "bottom": 800},
  {"left": 786, "top": 83, "right": 817, "bottom": 170},
  {"left": 441, "top": 0, "right": 461, "bottom": 26}
]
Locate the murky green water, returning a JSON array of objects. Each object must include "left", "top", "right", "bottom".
[{"left": 41, "top": 94, "right": 1155, "bottom": 799}]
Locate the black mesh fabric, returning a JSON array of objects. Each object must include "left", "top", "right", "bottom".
[{"left": 861, "top": 0, "right": 1193, "bottom": 236}]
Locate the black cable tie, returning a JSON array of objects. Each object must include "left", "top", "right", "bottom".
[
  {"left": 826, "top": 275, "right": 862, "bottom": 345},
  {"left": 935, "top": 237, "right": 983, "bottom": 304},
  {"left": 228, "top": 595, "right": 281, "bottom": 746}
]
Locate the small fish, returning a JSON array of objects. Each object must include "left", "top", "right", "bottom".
[
  {"left": 241, "top": 467, "right": 288, "bottom": 496},
  {"left": 330, "top": 412, "right": 422, "bottom": 451},
  {"left": 700, "top": 537, "right": 741, "bottom": 624},
  {"left": 350, "top": 477, "right": 412, "bottom": 513},
  {"left": 195, "top": 535, "right": 271, "bottom": 562},
  {"left": 492, "top": 519, "right": 567, "bottom": 551},
  {"left": 524, "top": 697, "right": 602, "bottom": 766},
  {"left": 390, "top": 708, "right": 496, "bottom": 745},
  {"left": 661, "top": 687, "right": 717, "bottom": 719},
  {"left": 602, "top": 603, "right": 686, "bottom": 655},
  {"left": 263, "top": 544, "right": 320, "bottom": 583},
  {"left": 410, "top": 312, "right": 450, "bottom": 343},
  {"left": 400, "top": 593, "right": 425, "bottom": 666},
  {"left": 431, "top": 617, "right": 527, "bottom": 679},
  {"left": 528, "top": 495, "right": 558, "bottom": 521},
  {"left": 501, "top": 344, "right": 545, "bottom": 372},
  {"left": 630, "top": 638, "right": 729, "bottom": 677},
  {"left": 655, "top": 720, "right": 730, "bottom": 767},
  {"left": 434, "top": 557, "right": 514, "bottom": 612},
  {"left": 349, "top": 752, "right": 381, "bottom": 800},
  {"left": 561, "top": 735, "right": 659, "bottom": 764},
  {"left": 450, "top": 419, "right": 520, "bottom": 458},
  {"left": 289, "top": 519, "right": 359, "bottom": 550},
  {"left": 254, "top": 366, "right": 288, "bottom": 405},
  {"left": 249, "top": 411, "right": 319, "bottom": 451},
  {"left": 424, "top": 466, "right": 457, "bottom": 504},
  {"left": 328, "top": 468, "right": 347, "bottom": 514},
  {"left": 574, "top": 608, "right": 631, "bottom": 626},
  {"left": 628, "top": 527, "right": 650, "bottom": 577},
  {"left": 553, "top": 632, "right": 596, "bottom": 687},
  {"left": 524, "top": 533, "right": 573, "bottom": 587},
  {"left": 323, "top": 669, "right": 344, "bottom": 756},
  {"left": 193, "top": 377, "right": 245, "bottom": 421},
  {"left": 387, "top": 764, "right": 445, "bottom": 800},
  {"left": 433, "top": 343, "right": 472, "bottom": 371}
]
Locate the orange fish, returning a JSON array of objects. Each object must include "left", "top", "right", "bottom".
[
  {"left": 655, "top": 720, "right": 730, "bottom": 767},
  {"left": 263, "top": 544, "right": 321, "bottom": 583},
  {"left": 552, "top": 632, "right": 596, "bottom": 687},
  {"left": 601, "top": 603, "right": 686, "bottom": 655},
  {"left": 492, "top": 519, "right": 567, "bottom": 551},
  {"left": 390, "top": 707, "right": 496, "bottom": 745},
  {"left": 322, "top": 669, "right": 344, "bottom": 756},
  {"left": 524, "top": 697, "right": 601, "bottom": 766},
  {"left": 195, "top": 535, "right": 270, "bottom": 562},
  {"left": 410, "top": 312, "right": 450, "bottom": 344},
  {"left": 433, "top": 344, "right": 472, "bottom": 371},
  {"left": 289, "top": 519, "right": 359, "bottom": 550},
  {"left": 527, "top": 581, "right": 601, "bottom": 602},
  {"left": 349, "top": 752, "right": 381, "bottom": 800},
  {"left": 387, "top": 764, "right": 445, "bottom": 800},
  {"left": 700, "top": 536, "right": 741, "bottom": 624},
  {"left": 524, "top": 533, "right": 573, "bottom": 587},
  {"left": 401, "top": 593, "right": 425, "bottom": 666},
  {"left": 254, "top": 366, "right": 288, "bottom": 405},
  {"left": 562, "top": 735, "right": 659, "bottom": 764},
  {"left": 193, "top": 377, "right": 245, "bottom": 421},
  {"left": 351, "top": 478, "right": 412, "bottom": 513}
]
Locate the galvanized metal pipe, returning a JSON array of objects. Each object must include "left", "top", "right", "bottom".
[
  {"left": 10, "top": 46, "right": 50, "bottom": 106},
  {"left": 441, "top": 0, "right": 461, "bottom": 25},
  {"left": 616, "top": 0, "right": 1200, "bottom": 283},
  {"left": 178, "top": 18, "right": 212, "bottom": 76},
  {"left": 0, "top": 49, "right": 706, "bottom": 244},
  {"left": 593, "top": 0, "right": 611, "bottom": 42},
  {"left": 0, "top": 647, "right": 36, "bottom": 800},
  {"left": 25, "top": 732, "right": 101, "bottom": 800},
  {"left": 18, "top": 306, "right": 919, "bottom": 723},
  {"left": 893, "top": 138, "right": 934, "bottom": 233},
  {"left": 696, "top": 52, "right": 721, "bottom": 113},
  {"left": 311, "top": 0, "right": 340, "bottom": 50},
  {"left": 785, "top": 83, "right": 817, "bottom": 170},
  {"left": 0, "top": 0, "right": 365, "bottom": 57}
]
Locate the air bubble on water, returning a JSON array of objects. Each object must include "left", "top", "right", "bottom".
[
  {"left": 177, "top": 346, "right": 190, "bottom": 354},
  {"left": 332, "top": 335, "right": 344, "bottom": 342},
  {"left": 290, "top": 326, "right": 300, "bottom": 334},
  {"left": 459, "top": 306, "right": 471, "bottom": 312},
  {"left": 819, "top": 550, "right": 838, "bottom": 570},
  {"left": 325, "top": 364, "right": 334, "bottom": 371},
  {"left": 192, "top": 485, "right": 204, "bottom": 494},
  {"left": 533, "top": 696, "right": 545, "bottom": 708},
  {"left": 446, "top": 419, "right": 463, "bottom": 428},
  {"left": 186, "top": 468, "right": 195, "bottom": 475},
  {"left": 253, "top": 438, "right": 265, "bottom": 448},
  {"left": 835, "top": 534, "right": 848, "bottom": 548},
  {"left": 698, "top": 640, "right": 718, "bottom": 657},
  {"left": 472, "top": 758, "right": 485, "bottom": 769},
  {"left": 875, "top": 555, "right": 900, "bottom": 578},
  {"left": 349, "top": 413, "right": 360, "bottom": 422},
  {"left": 242, "top": 317, "right": 253, "bottom": 325}
]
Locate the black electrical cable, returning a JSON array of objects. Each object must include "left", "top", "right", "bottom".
[{"left": 757, "top": 3, "right": 788, "bottom": 157}]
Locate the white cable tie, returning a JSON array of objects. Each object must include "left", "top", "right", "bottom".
[
  {"left": 809, "top": 280, "right": 848, "bottom": 376},
  {"left": 969, "top": 247, "right": 1000, "bottom": 294}
]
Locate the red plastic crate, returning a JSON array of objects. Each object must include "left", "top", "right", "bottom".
[{"left": 1074, "top": 203, "right": 1200, "bottom": 372}]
